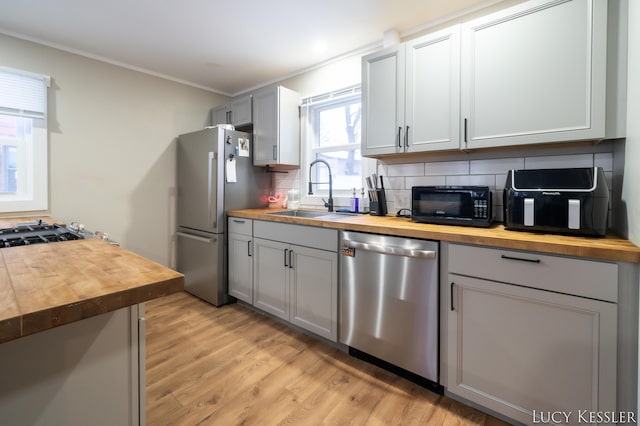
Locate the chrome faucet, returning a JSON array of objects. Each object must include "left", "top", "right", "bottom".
[{"left": 308, "top": 159, "right": 334, "bottom": 212}]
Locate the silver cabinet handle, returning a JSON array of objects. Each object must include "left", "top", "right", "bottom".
[
  {"left": 405, "top": 125, "right": 409, "bottom": 148},
  {"left": 176, "top": 232, "right": 215, "bottom": 244},
  {"left": 343, "top": 240, "right": 436, "bottom": 259},
  {"left": 464, "top": 118, "right": 468, "bottom": 143},
  {"left": 288, "top": 250, "right": 294, "bottom": 269},
  {"left": 284, "top": 248, "right": 289, "bottom": 267},
  {"left": 450, "top": 282, "right": 455, "bottom": 311},
  {"left": 232, "top": 219, "right": 246, "bottom": 223},
  {"left": 272, "top": 145, "right": 277, "bottom": 160},
  {"left": 397, "top": 126, "right": 402, "bottom": 148}
]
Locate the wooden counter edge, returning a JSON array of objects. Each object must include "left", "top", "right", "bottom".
[
  {"left": 228, "top": 209, "right": 640, "bottom": 264},
  {"left": 1, "top": 276, "right": 184, "bottom": 344}
]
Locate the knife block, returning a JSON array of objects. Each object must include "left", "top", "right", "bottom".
[{"left": 369, "top": 189, "right": 388, "bottom": 216}]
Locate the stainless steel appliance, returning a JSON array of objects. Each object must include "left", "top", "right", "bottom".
[
  {"left": 504, "top": 167, "right": 609, "bottom": 236},
  {"left": 0, "top": 219, "right": 115, "bottom": 247},
  {"left": 411, "top": 186, "right": 492, "bottom": 227},
  {"left": 339, "top": 231, "right": 441, "bottom": 389},
  {"left": 177, "top": 126, "right": 270, "bottom": 306}
]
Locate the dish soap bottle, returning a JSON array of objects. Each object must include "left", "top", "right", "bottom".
[{"left": 350, "top": 188, "right": 359, "bottom": 213}]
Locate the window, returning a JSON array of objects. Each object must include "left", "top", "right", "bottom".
[
  {"left": 0, "top": 67, "right": 49, "bottom": 212},
  {"left": 302, "top": 85, "right": 374, "bottom": 205}
]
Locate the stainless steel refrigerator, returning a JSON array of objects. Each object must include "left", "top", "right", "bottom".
[{"left": 176, "top": 126, "right": 270, "bottom": 306}]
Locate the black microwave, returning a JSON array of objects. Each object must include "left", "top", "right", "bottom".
[{"left": 411, "top": 186, "right": 493, "bottom": 227}]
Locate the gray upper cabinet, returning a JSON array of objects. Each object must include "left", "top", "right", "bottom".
[
  {"left": 210, "top": 105, "right": 229, "bottom": 127},
  {"left": 210, "top": 95, "right": 252, "bottom": 127},
  {"left": 362, "top": 25, "right": 461, "bottom": 156},
  {"left": 362, "top": 0, "right": 626, "bottom": 156},
  {"left": 461, "top": 0, "right": 622, "bottom": 149},
  {"left": 252, "top": 85, "right": 301, "bottom": 167},
  {"left": 361, "top": 45, "right": 404, "bottom": 156}
]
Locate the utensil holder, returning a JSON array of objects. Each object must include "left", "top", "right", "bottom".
[{"left": 369, "top": 189, "right": 388, "bottom": 216}]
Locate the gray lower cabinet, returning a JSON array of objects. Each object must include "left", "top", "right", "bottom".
[
  {"left": 252, "top": 220, "right": 338, "bottom": 342},
  {"left": 228, "top": 218, "right": 254, "bottom": 303},
  {"left": 253, "top": 238, "right": 290, "bottom": 319},
  {"left": 0, "top": 305, "right": 144, "bottom": 426},
  {"left": 443, "top": 243, "right": 618, "bottom": 425}
]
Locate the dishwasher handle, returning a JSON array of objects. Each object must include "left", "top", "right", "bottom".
[{"left": 343, "top": 240, "right": 436, "bottom": 259}]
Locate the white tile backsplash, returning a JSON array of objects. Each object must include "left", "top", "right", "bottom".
[
  {"left": 470, "top": 157, "right": 524, "bottom": 175},
  {"left": 382, "top": 176, "right": 404, "bottom": 190},
  {"left": 272, "top": 145, "right": 616, "bottom": 227},
  {"left": 424, "top": 160, "right": 469, "bottom": 176},
  {"left": 446, "top": 174, "right": 496, "bottom": 187},
  {"left": 391, "top": 190, "right": 411, "bottom": 211},
  {"left": 524, "top": 153, "right": 594, "bottom": 169},
  {"left": 594, "top": 152, "right": 613, "bottom": 171},
  {"left": 495, "top": 174, "right": 508, "bottom": 190},
  {"left": 406, "top": 176, "right": 447, "bottom": 187},
  {"left": 385, "top": 163, "right": 424, "bottom": 177},
  {"left": 374, "top": 148, "right": 615, "bottom": 225}
]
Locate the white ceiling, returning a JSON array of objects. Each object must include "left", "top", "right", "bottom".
[{"left": 0, "top": 0, "right": 504, "bottom": 96}]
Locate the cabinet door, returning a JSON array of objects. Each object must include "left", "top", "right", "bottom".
[
  {"left": 228, "top": 232, "right": 253, "bottom": 303},
  {"left": 289, "top": 245, "right": 338, "bottom": 342},
  {"left": 252, "top": 86, "right": 300, "bottom": 167},
  {"left": 405, "top": 25, "right": 461, "bottom": 152},
  {"left": 253, "top": 238, "right": 289, "bottom": 320},
  {"left": 0, "top": 306, "right": 141, "bottom": 426},
  {"left": 211, "top": 105, "right": 229, "bottom": 126},
  {"left": 361, "top": 45, "right": 405, "bottom": 156},
  {"left": 445, "top": 274, "right": 617, "bottom": 425},
  {"left": 230, "top": 95, "right": 252, "bottom": 127},
  {"left": 460, "top": 0, "right": 607, "bottom": 149},
  {"left": 252, "top": 88, "right": 278, "bottom": 165}
]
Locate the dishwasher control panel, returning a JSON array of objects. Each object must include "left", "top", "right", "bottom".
[{"left": 341, "top": 246, "right": 355, "bottom": 257}]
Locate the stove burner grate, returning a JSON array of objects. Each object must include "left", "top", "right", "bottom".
[{"left": 0, "top": 220, "right": 84, "bottom": 248}]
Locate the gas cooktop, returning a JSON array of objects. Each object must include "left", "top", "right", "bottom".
[{"left": 0, "top": 219, "right": 84, "bottom": 248}]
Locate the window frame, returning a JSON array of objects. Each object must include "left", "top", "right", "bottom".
[
  {"left": 300, "top": 86, "right": 375, "bottom": 208},
  {"left": 0, "top": 67, "right": 49, "bottom": 213}
]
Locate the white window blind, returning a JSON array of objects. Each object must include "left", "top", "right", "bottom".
[
  {"left": 0, "top": 66, "right": 49, "bottom": 212},
  {"left": 0, "top": 67, "right": 50, "bottom": 118}
]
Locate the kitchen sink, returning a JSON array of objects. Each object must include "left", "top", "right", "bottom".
[{"left": 267, "top": 210, "right": 356, "bottom": 220}]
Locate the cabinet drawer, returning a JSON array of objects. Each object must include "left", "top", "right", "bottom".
[
  {"left": 254, "top": 221, "right": 337, "bottom": 252},
  {"left": 448, "top": 243, "right": 618, "bottom": 302},
  {"left": 228, "top": 218, "right": 252, "bottom": 236}
]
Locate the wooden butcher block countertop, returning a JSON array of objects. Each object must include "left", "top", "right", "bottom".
[
  {"left": 0, "top": 217, "right": 184, "bottom": 344},
  {"left": 229, "top": 208, "right": 640, "bottom": 264}
]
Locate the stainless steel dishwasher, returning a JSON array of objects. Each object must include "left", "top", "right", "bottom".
[{"left": 340, "top": 231, "right": 440, "bottom": 387}]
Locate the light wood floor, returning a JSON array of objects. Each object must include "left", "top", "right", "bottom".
[{"left": 145, "top": 291, "right": 511, "bottom": 426}]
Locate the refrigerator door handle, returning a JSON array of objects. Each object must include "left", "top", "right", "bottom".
[
  {"left": 176, "top": 232, "right": 216, "bottom": 244},
  {"left": 207, "top": 151, "right": 218, "bottom": 230}
]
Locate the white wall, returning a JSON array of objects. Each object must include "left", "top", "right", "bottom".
[
  {"left": 0, "top": 34, "right": 227, "bottom": 266},
  {"left": 625, "top": 0, "right": 640, "bottom": 246},
  {"left": 625, "top": 0, "right": 640, "bottom": 414}
]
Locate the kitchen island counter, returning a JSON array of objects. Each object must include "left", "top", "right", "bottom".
[
  {"left": 0, "top": 219, "right": 184, "bottom": 344},
  {"left": 228, "top": 208, "right": 640, "bottom": 263}
]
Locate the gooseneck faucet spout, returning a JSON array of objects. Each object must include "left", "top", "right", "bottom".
[{"left": 308, "top": 159, "right": 334, "bottom": 212}]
